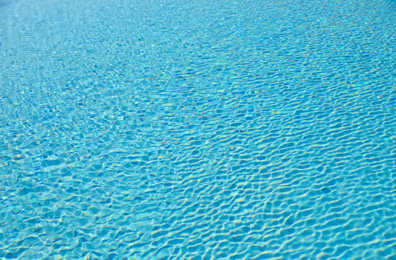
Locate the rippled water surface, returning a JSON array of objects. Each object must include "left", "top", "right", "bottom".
[{"left": 1, "top": 0, "right": 396, "bottom": 259}]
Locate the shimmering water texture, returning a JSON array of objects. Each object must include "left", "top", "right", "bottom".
[{"left": 1, "top": 0, "right": 396, "bottom": 259}]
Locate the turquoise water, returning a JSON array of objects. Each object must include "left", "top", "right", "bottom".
[{"left": 1, "top": 0, "right": 396, "bottom": 258}]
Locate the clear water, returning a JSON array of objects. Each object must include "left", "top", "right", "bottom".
[{"left": 1, "top": 0, "right": 396, "bottom": 259}]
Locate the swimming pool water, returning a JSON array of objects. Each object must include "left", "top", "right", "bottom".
[{"left": 1, "top": 0, "right": 396, "bottom": 259}]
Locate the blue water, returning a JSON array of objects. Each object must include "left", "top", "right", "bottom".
[{"left": 1, "top": 0, "right": 396, "bottom": 259}]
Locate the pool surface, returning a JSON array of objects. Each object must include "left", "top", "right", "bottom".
[{"left": 1, "top": 0, "right": 396, "bottom": 259}]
